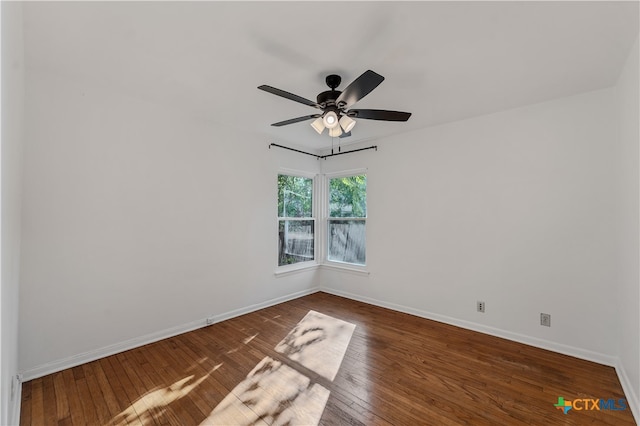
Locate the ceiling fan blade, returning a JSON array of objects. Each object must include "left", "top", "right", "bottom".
[
  {"left": 350, "top": 109, "right": 412, "bottom": 121},
  {"left": 335, "top": 70, "right": 385, "bottom": 108},
  {"left": 339, "top": 131, "right": 351, "bottom": 138},
  {"left": 258, "top": 85, "right": 321, "bottom": 109},
  {"left": 271, "top": 114, "right": 321, "bottom": 127}
]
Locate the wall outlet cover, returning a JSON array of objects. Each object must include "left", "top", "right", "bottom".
[{"left": 541, "top": 313, "right": 551, "bottom": 327}]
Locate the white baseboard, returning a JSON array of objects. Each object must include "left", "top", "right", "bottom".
[
  {"left": 319, "top": 287, "right": 618, "bottom": 367},
  {"left": 21, "top": 287, "right": 320, "bottom": 381},
  {"left": 615, "top": 358, "right": 639, "bottom": 424}
]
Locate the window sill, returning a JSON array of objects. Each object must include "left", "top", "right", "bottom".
[
  {"left": 320, "top": 263, "right": 370, "bottom": 277},
  {"left": 274, "top": 263, "right": 319, "bottom": 277}
]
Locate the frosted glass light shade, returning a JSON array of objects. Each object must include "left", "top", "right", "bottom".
[
  {"left": 339, "top": 115, "right": 356, "bottom": 132},
  {"left": 323, "top": 111, "right": 339, "bottom": 129},
  {"left": 329, "top": 126, "right": 343, "bottom": 137},
  {"left": 310, "top": 117, "right": 325, "bottom": 134}
]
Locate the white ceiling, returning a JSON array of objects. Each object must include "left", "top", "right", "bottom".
[{"left": 23, "top": 1, "right": 639, "bottom": 151}]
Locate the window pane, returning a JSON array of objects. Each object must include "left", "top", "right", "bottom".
[
  {"left": 278, "top": 175, "right": 313, "bottom": 218},
  {"left": 279, "top": 220, "right": 315, "bottom": 266},
  {"left": 329, "top": 174, "right": 367, "bottom": 218},
  {"left": 328, "top": 220, "right": 365, "bottom": 265}
]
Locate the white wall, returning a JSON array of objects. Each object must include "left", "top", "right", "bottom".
[
  {"left": 614, "top": 35, "right": 639, "bottom": 417},
  {"left": 18, "top": 69, "right": 320, "bottom": 378},
  {"left": 319, "top": 88, "right": 620, "bottom": 363},
  {"left": 1, "top": 2, "right": 25, "bottom": 424}
]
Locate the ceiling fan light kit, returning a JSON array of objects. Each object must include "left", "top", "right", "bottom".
[
  {"left": 329, "top": 126, "right": 343, "bottom": 138},
  {"left": 323, "top": 111, "right": 339, "bottom": 129},
  {"left": 310, "top": 110, "right": 356, "bottom": 136},
  {"left": 310, "top": 117, "right": 325, "bottom": 134},
  {"left": 339, "top": 115, "right": 356, "bottom": 133}
]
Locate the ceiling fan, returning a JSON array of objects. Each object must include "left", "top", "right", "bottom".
[{"left": 258, "top": 70, "right": 411, "bottom": 138}]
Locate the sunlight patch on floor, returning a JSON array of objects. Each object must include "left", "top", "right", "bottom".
[
  {"left": 111, "top": 364, "right": 222, "bottom": 425},
  {"left": 201, "top": 357, "right": 330, "bottom": 425},
  {"left": 243, "top": 333, "right": 259, "bottom": 345},
  {"left": 275, "top": 310, "right": 356, "bottom": 381},
  {"left": 202, "top": 310, "right": 355, "bottom": 425}
]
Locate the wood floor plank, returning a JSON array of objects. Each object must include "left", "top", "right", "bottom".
[
  {"left": 91, "top": 360, "right": 125, "bottom": 423},
  {"left": 113, "top": 351, "right": 163, "bottom": 426},
  {"left": 61, "top": 369, "right": 84, "bottom": 426},
  {"left": 21, "top": 292, "right": 637, "bottom": 425},
  {"left": 52, "top": 372, "right": 71, "bottom": 424},
  {"left": 102, "top": 356, "right": 145, "bottom": 426},
  {"left": 81, "top": 363, "right": 113, "bottom": 425},
  {"left": 152, "top": 339, "right": 219, "bottom": 423},
  {"left": 140, "top": 341, "right": 207, "bottom": 425},
  {"left": 123, "top": 349, "right": 173, "bottom": 425},
  {"left": 41, "top": 375, "right": 57, "bottom": 425},
  {"left": 96, "top": 358, "right": 131, "bottom": 423},
  {"left": 73, "top": 374, "right": 99, "bottom": 425},
  {"left": 29, "top": 378, "right": 44, "bottom": 426},
  {"left": 19, "top": 380, "right": 32, "bottom": 426}
]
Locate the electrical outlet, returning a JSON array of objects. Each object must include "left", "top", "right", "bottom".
[
  {"left": 206, "top": 316, "right": 216, "bottom": 325},
  {"left": 477, "top": 301, "right": 485, "bottom": 313},
  {"left": 540, "top": 313, "right": 551, "bottom": 327}
]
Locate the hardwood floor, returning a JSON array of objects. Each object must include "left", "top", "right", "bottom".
[{"left": 20, "top": 292, "right": 635, "bottom": 425}]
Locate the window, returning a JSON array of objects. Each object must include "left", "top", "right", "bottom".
[
  {"left": 277, "top": 174, "right": 314, "bottom": 266},
  {"left": 327, "top": 174, "right": 366, "bottom": 265}
]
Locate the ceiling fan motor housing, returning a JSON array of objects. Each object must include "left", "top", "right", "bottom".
[
  {"left": 317, "top": 90, "right": 342, "bottom": 109},
  {"left": 318, "top": 74, "right": 346, "bottom": 111}
]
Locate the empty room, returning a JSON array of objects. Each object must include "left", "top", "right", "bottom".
[{"left": 2, "top": 1, "right": 639, "bottom": 425}]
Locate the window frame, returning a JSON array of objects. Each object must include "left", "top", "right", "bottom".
[
  {"left": 275, "top": 169, "right": 318, "bottom": 274},
  {"left": 322, "top": 169, "right": 368, "bottom": 272}
]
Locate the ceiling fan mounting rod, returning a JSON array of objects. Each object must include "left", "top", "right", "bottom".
[{"left": 325, "top": 74, "right": 342, "bottom": 90}]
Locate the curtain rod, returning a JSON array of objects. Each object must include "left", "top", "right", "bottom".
[{"left": 268, "top": 143, "right": 377, "bottom": 159}]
